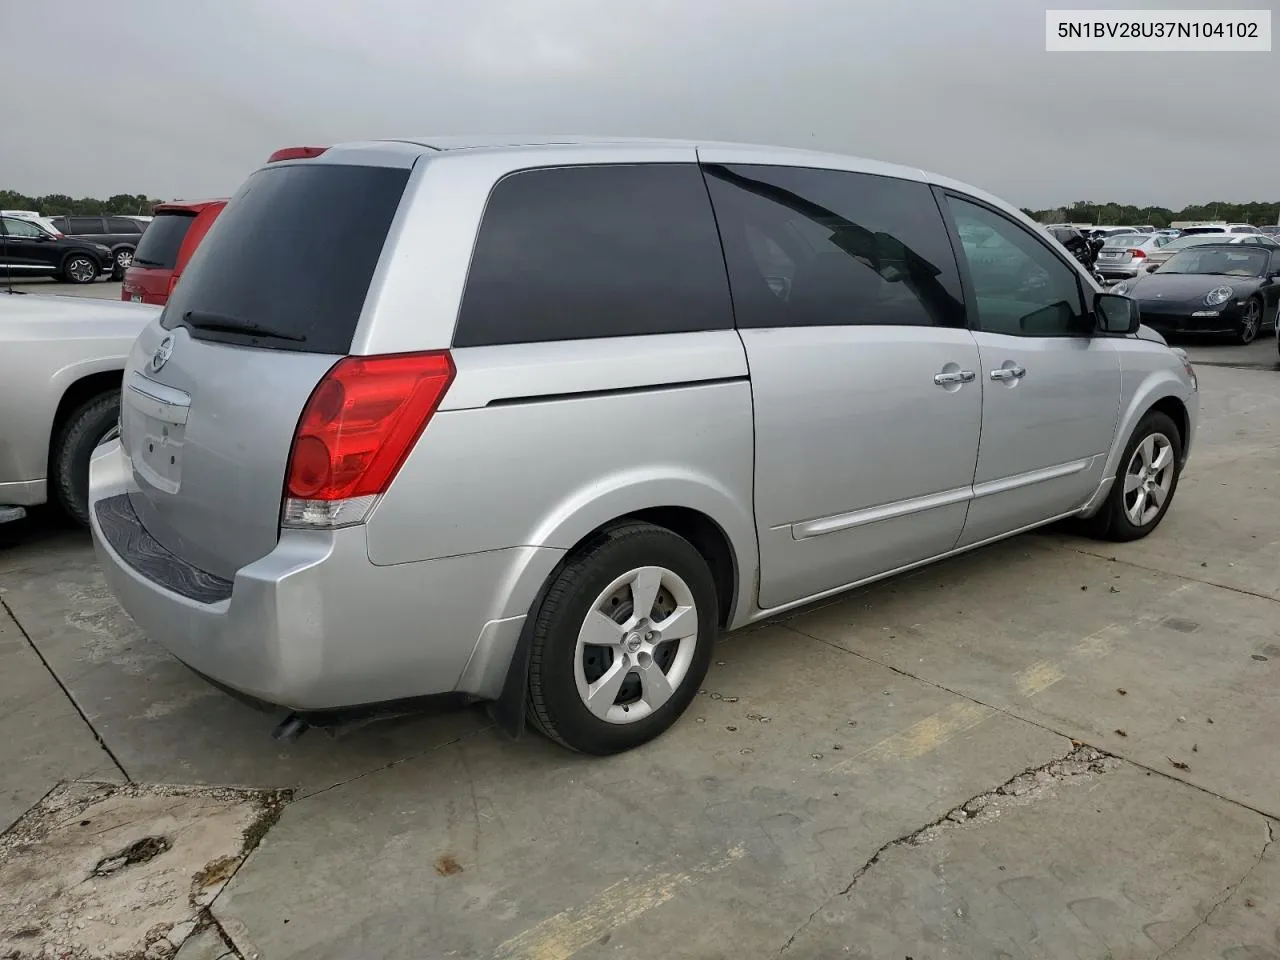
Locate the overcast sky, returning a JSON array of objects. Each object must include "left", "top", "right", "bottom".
[{"left": 2, "top": 0, "right": 1276, "bottom": 209}]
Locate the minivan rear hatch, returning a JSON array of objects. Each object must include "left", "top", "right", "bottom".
[{"left": 119, "top": 160, "right": 413, "bottom": 580}]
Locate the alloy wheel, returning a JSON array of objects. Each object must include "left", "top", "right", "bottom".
[
  {"left": 67, "top": 258, "right": 96, "bottom": 283},
  {"left": 1240, "top": 300, "right": 1261, "bottom": 343},
  {"left": 1123, "top": 432, "right": 1174, "bottom": 527},
  {"left": 574, "top": 565, "right": 700, "bottom": 725},
  {"left": 116, "top": 250, "right": 133, "bottom": 271}
]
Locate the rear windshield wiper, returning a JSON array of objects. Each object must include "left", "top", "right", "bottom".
[
  {"left": 181, "top": 310, "right": 306, "bottom": 343},
  {"left": 131, "top": 256, "right": 164, "bottom": 266}
]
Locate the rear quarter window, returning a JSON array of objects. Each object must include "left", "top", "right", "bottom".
[
  {"left": 131, "top": 213, "right": 194, "bottom": 269},
  {"left": 161, "top": 163, "right": 411, "bottom": 354},
  {"left": 454, "top": 163, "right": 733, "bottom": 347}
]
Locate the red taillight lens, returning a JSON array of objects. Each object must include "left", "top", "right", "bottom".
[
  {"left": 1130, "top": 249, "right": 1146, "bottom": 258},
  {"left": 267, "top": 146, "right": 329, "bottom": 163},
  {"left": 167, "top": 275, "right": 179, "bottom": 296},
  {"left": 283, "top": 352, "right": 455, "bottom": 526}
]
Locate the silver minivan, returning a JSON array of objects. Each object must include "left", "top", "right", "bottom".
[{"left": 89, "top": 137, "right": 1199, "bottom": 755}]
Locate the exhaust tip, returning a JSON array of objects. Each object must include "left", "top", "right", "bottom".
[{"left": 271, "top": 713, "right": 309, "bottom": 743}]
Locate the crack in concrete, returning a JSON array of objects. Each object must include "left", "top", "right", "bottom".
[
  {"left": 0, "top": 596, "right": 130, "bottom": 783},
  {"left": 777, "top": 744, "right": 1120, "bottom": 954},
  {"left": 1059, "top": 546, "right": 1280, "bottom": 606},
  {"left": 1153, "top": 817, "right": 1276, "bottom": 960}
]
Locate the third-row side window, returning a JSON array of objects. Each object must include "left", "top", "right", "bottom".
[{"left": 454, "top": 163, "right": 733, "bottom": 348}]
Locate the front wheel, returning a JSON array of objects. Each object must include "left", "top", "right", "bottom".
[
  {"left": 62, "top": 254, "right": 99, "bottom": 285},
  {"left": 1236, "top": 297, "right": 1262, "bottom": 345},
  {"left": 526, "top": 522, "right": 718, "bottom": 755},
  {"left": 1078, "top": 411, "right": 1182, "bottom": 542},
  {"left": 112, "top": 248, "right": 133, "bottom": 280}
]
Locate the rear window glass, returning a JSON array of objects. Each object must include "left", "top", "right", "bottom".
[
  {"left": 455, "top": 163, "right": 733, "bottom": 347},
  {"left": 162, "top": 164, "right": 411, "bottom": 353},
  {"left": 132, "top": 213, "right": 194, "bottom": 269}
]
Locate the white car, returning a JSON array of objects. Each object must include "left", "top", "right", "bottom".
[{"left": 0, "top": 290, "right": 158, "bottom": 525}]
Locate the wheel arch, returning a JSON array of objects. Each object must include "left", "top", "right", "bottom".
[
  {"left": 489, "top": 489, "right": 760, "bottom": 740},
  {"left": 47, "top": 370, "right": 123, "bottom": 474}
]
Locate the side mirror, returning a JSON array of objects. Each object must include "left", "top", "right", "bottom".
[{"left": 1095, "top": 291, "right": 1140, "bottom": 335}]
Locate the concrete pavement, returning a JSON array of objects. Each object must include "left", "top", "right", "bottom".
[{"left": 0, "top": 311, "right": 1278, "bottom": 956}]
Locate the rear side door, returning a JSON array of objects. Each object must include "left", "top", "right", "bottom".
[
  {"left": 939, "top": 192, "right": 1122, "bottom": 548},
  {"left": 67, "top": 216, "right": 107, "bottom": 240},
  {"left": 702, "top": 161, "right": 982, "bottom": 610}
]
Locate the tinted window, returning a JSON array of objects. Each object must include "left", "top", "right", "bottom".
[
  {"left": 2, "top": 217, "right": 46, "bottom": 238},
  {"left": 455, "top": 164, "right": 732, "bottom": 347},
  {"left": 48, "top": 217, "right": 68, "bottom": 232},
  {"left": 68, "top": 217, "right": 104, "bottom": 234},
  {"left": 107, "top": 217, "right": 142, "bottom": 233},
  {"left": 161, "top": 163, "right": 410, "bottom": 354},
  {"left": 947, "top": 196, "right": 1086, "bottom": 337},
  {"left": 703, "top": 164, "right": 964, "bottom": 329},
  {"left": 132, "top": 212, "right": 195, "bottom": 269}
]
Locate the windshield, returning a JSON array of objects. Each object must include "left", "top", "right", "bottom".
[{"left": 1159, "top": 247, "right": 1267, "bottom": 276}]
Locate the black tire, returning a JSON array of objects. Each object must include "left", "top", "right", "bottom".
[
  {"left": 51, "top": 393, "right": 120, "bottom": 527},
  {"left": 1077, "top": 410, "right": 1182, "bottom": 542},
  {"left": 1236, "top": 296, "right": 1263, "bottom": 345},
  {"left": 61, "top": 253, "right": 99, "bottom": 285},
  {"left": 526, "top": 522, "right": 718, "bottom": 755},
  {"left": 111, "top": 247, "right": 134, "bottom": 281}
]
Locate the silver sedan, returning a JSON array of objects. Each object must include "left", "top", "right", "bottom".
[{"left": 1094, "top": 233, "right": 1173, "bottom": 283}]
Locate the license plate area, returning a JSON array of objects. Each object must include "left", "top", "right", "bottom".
[
  {"left": 130, "top": 293, "right": 143, "bottom": 303},
  {"left": 124, "top": 373, "right": 191, "bottom": 495}
]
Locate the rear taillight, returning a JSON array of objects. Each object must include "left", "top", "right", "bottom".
[
  {"left": 1130, "top": 249, "right": 1146, "bottom": 258},
  {"left": 282, "top": 351, "right": 455, "bottom": 528},
  {"left": 167, "top": 275, "right": 180, "bottom": 297}
]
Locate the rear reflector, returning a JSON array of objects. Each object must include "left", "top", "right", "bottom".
[{"left": 282, "top": 351, "right": 455, "bottom": 528}]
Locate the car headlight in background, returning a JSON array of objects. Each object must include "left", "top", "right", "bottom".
[
  {"left": 1112, "top": 281, "right": 1131, "bottom": 296},
  {"left": 1204, "top": 285, "right": 1233, "bottom": 306}
]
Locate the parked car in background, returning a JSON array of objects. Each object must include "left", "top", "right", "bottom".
[
  {"left": 90, "top": 137, "right": 1198, "bottom": 755},
  {"left": 1094, "top": 233, "right": 1172, "bottom": 283},
  {"left": 1141, "top": 232, "right": 1280, "bottom": 272},
  {"left": 1179, "top": 223, "right": 1259, "bottom": 236},
  {"left": 121, "top": 200, "right": 226, "bottom": 306},
  {"left": 1114, "top": 243, "right": 1280, "bottom": 344},
  {"left": 1259, "top": 225, "right": 1280, "bottom": 238},
  {"left": 0, "top": 290, "right": 159, "bottom": 525},
  {"left": 0, "top": 214, "right": 113, "bottom": 284},
  {"left": 46, "top": 215, "right": 149, "bottom": 279}
]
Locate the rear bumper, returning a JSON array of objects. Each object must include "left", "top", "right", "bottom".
[{"left": 88, "top": 441, "right": 562, "bottom": 711}]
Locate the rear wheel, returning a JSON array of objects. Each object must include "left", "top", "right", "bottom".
[
  {"left": 526, "top": 522, "right": 717, "bottom": 755},
  {"left": 1236, "top": 296, "right": 1262, "bottom": 345},
  {"left": 61, "top": 253, "right": 99, "bottom": 285},
  {"left": 1077, "top": 410, "right": 1182, "bottom": 542},
  {"left": 52, "top": 393, "right": 120, "bottom": 527}
]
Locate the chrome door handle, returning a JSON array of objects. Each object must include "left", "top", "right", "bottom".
[
  {"left": 990, "top": 365, "right": 1026, "bottom": 382},
  {"left": 934, "top": 370, "right": 976, "bottom": 385}
]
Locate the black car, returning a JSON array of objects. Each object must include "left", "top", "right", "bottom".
[
  {"left": 0, "top": 215, "right": 113, "bottom": 285},
  {"left": 1113, "top": 242, "right": 1280, "bottom": 345},
  {"left": 46, "top": 215, "right": 149, "bottom": 280}
]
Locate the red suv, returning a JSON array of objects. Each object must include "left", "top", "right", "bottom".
[
  {"left": 121, "top": 200, "right": 226, "bottom": 305},
  {"left": 121, "top": 146, "right": 329, "bottom": 306}
]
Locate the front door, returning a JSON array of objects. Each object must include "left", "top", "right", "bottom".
[
  {"left": 700, "top": 159, "right": 982, "bottom": 610},
  {"left": 1, "top": 216, "right": 56, "bottom": 273},
  {"left": 942, "top": 194, "right": 1122, "bottom": 548}
]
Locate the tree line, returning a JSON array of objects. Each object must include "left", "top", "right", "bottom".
[
  {"left": 1019, "top": 200, "right": 1280, "bottom": 228},
  {"left": 0, "top": 190, "right": 163, "bottom": 217}
]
